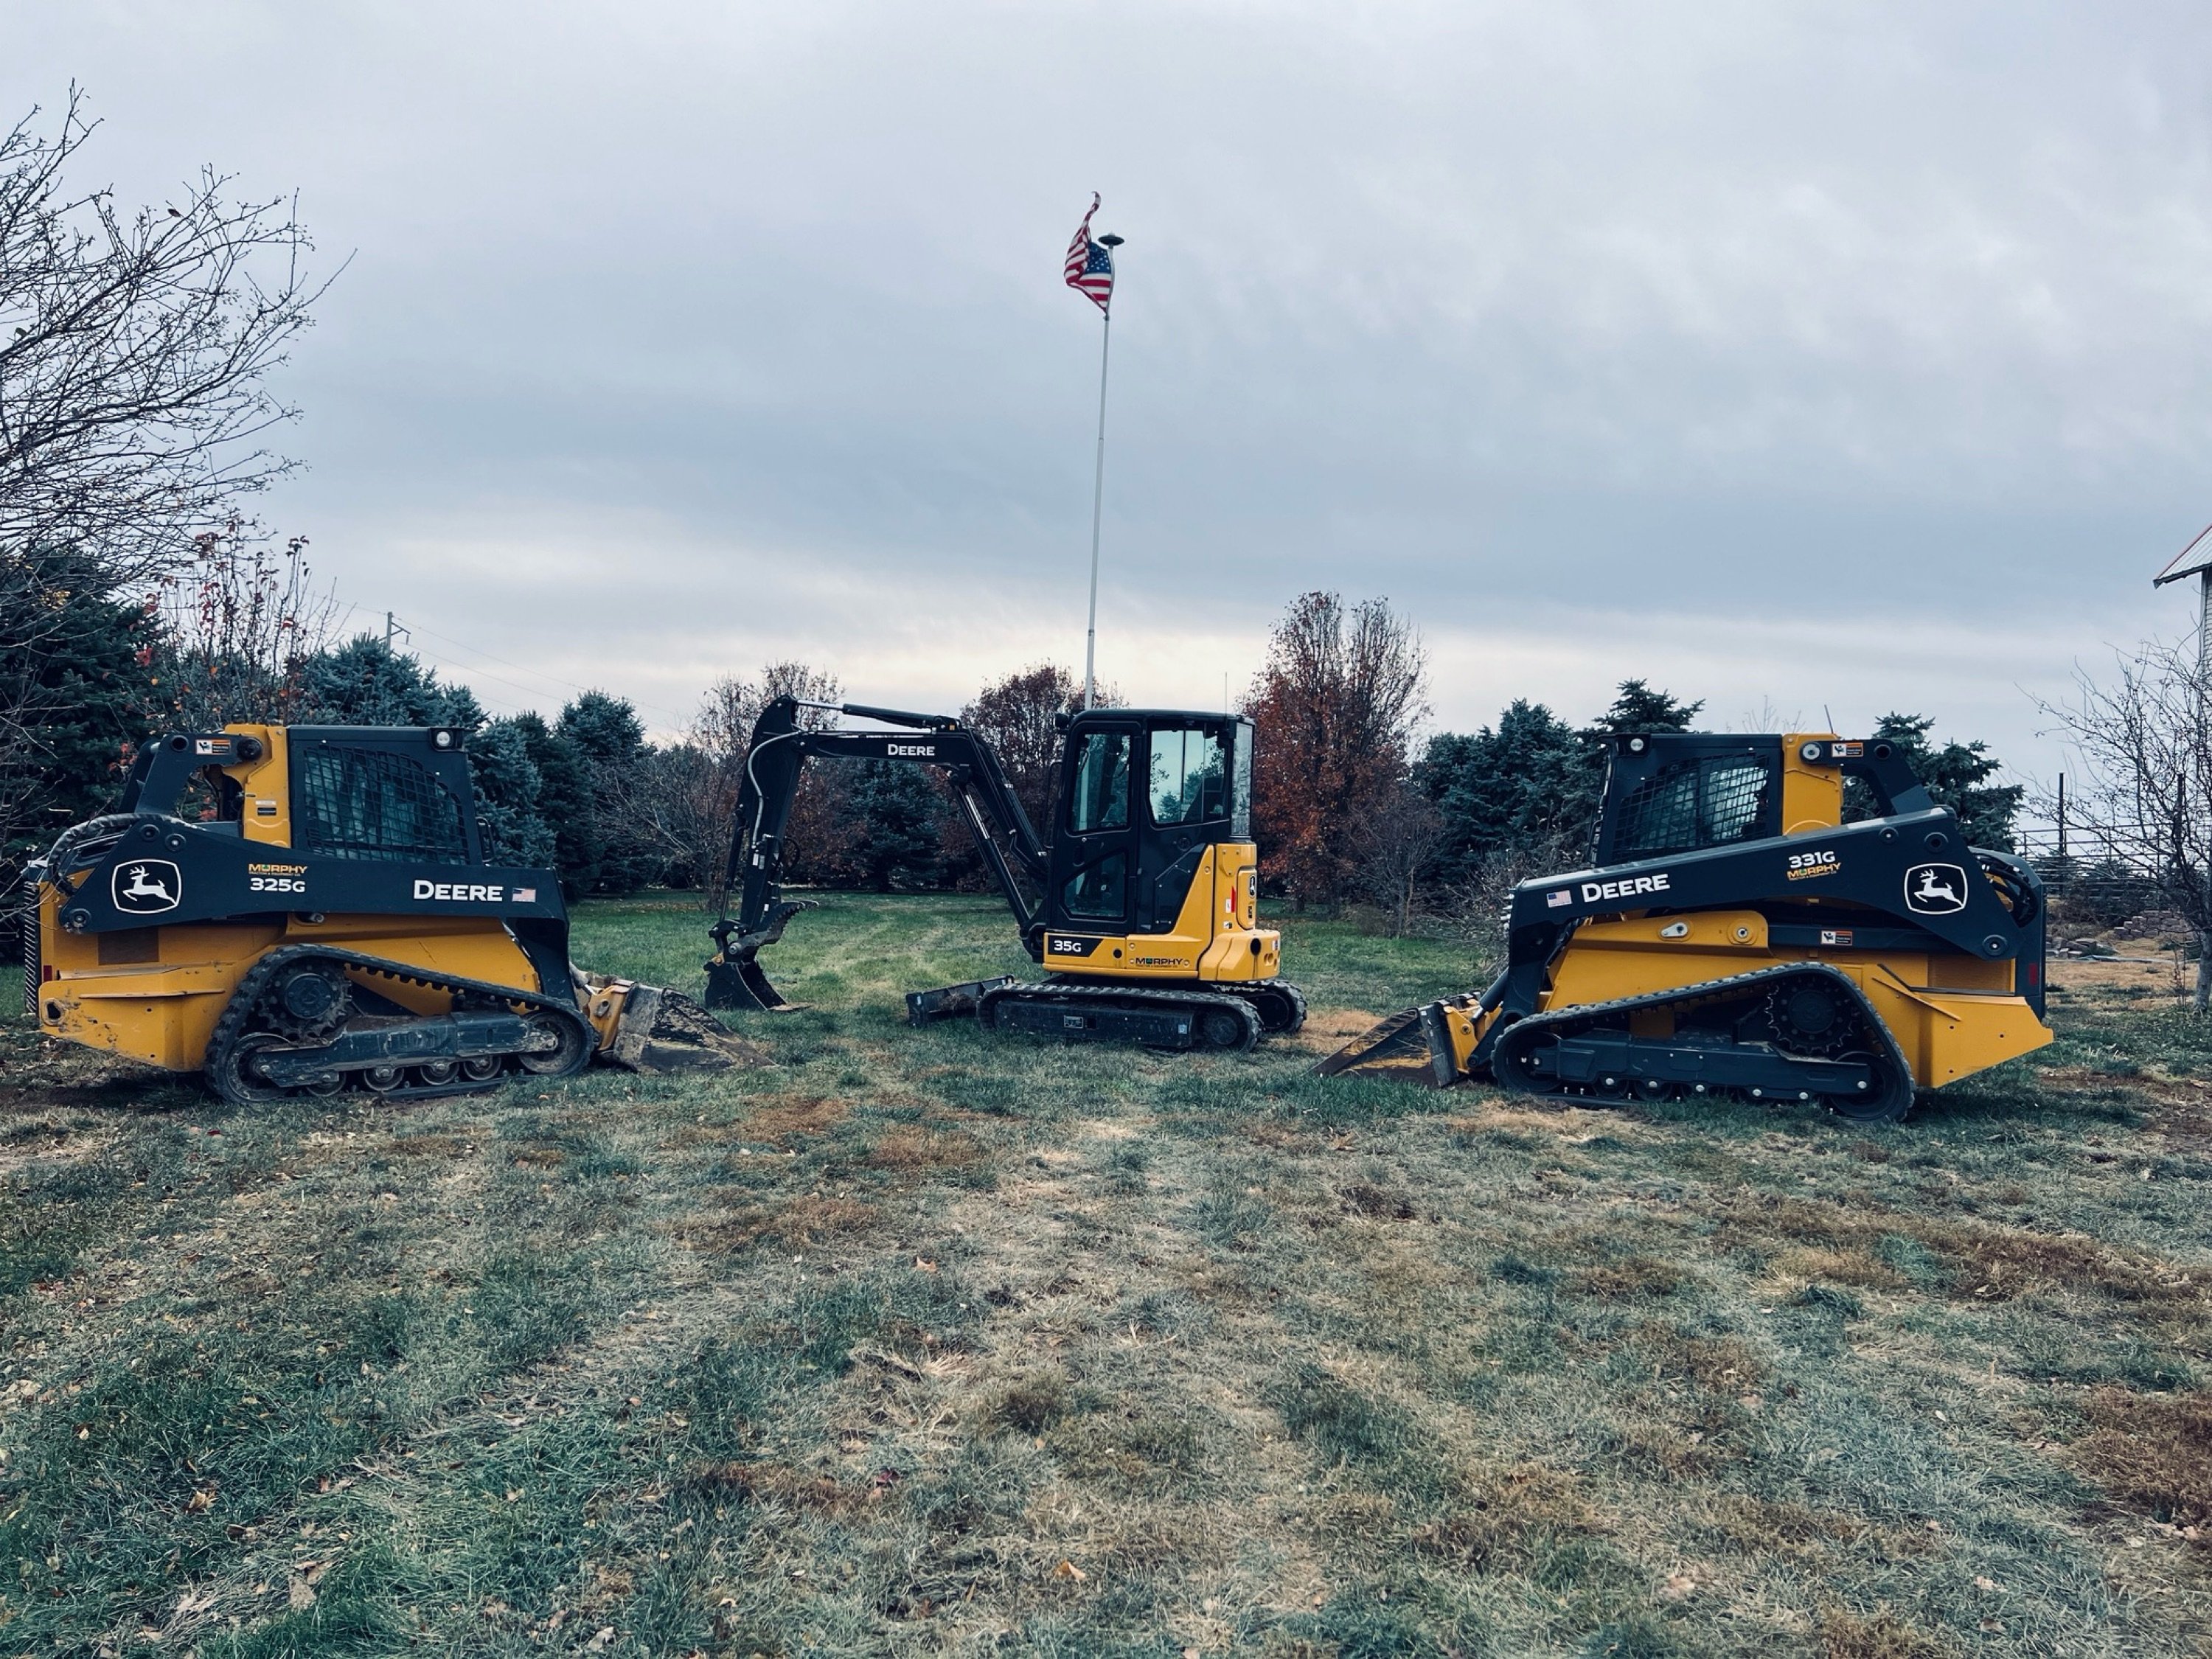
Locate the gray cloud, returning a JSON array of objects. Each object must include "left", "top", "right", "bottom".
[{"left": 10, "top": 0, "right": 2209, "bottom": 771}]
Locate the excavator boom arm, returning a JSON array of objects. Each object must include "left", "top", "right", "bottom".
[{"left": 707, "top": 698, "right": 1050, "bottom": 1011}]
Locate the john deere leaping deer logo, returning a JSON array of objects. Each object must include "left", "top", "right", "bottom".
[
  {"left": 1903, "top": 862, "right": 1968, "bottom": 916},
  {"left": 111, "top": 858, "right": 182, "bottom": 916}
]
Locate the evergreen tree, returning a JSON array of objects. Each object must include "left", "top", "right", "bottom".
[
  {"left": 1417, "top": 681, "right": 1705, "bottom": 883},
  {"left": 556, "top": 691, "right": 656, "bottom": 894},
  {"left": 300, "top": 635, "right": 484, "bottom": 729},
  {"left": 0, "top": 577, "right": 164, "bottom": 879},
  {"left": 468, "top": 717, "right": 555, "bottom": 868},
  {"left": 514, "top": 711, "right": 601, "bottom": 897},
  {"left": 1416, "top": 700, "right": 1585, "bottom": 884},
  {"left": 846, "top": 762, "right": 942, "bottom": 891},
  {"left": 1848, "top": 712, "right": 2023, "bottom": 849}
]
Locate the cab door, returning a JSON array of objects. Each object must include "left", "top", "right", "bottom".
[
  {"left": 1135, "top": 722, "right": 1231, "bottom": 933},
  {"left": 1048, "top": 720, "right": 1137, "bottom": 937}
]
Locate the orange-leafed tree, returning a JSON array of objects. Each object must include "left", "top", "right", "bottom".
[{"left": 1244, "top": 591, "right": 1428, "bottom": 911}]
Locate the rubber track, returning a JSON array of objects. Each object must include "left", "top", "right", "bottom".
[
  {"left": 204, "top": 944, "right": 594, "bottom": 1106},
  {"left": 980, "top": 981, "right": 1262, "bottom": 1054},
  {"left": 1486, "top": 961, "right": 1916, "bottom": 1122},
  {"left": 1044, "top": 977, "right": 1308, "bottom": 1035}
]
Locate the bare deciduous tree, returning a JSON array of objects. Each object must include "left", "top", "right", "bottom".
[
  {"left": 156, "top": 523, "right": 342, "bottom": 726},
  {"left": 1354, "top": 780, "right": 1444, "bottom": 936},
  {"left": 2039, "top": 638, "right": 2212, "bottom": 1010},
  {"left": 636, "top": 662, "right": 849, "bottom": 904},
  {"left": 1, "top": 88, "right": 327, "bottom": 880}
]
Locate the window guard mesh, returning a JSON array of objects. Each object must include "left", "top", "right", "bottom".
[{"left": 294, "top": 745, "right": 469, "bottom": 863}]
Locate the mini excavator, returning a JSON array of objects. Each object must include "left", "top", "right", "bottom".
[
  {"left": 25, "top": 724, "right": 730, "bottom": 1105},
  {"left": 705, "top": 697, "right": 1305, "bottom": 1051},
  {"left": 1320, "top": 731, "right": 2051, "bottom": 1121}
]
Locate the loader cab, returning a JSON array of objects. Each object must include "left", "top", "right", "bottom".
[
  {"left": 1591, "top": 734, "right": 1784, "bottom": 866},
  {"left": 1048, "top": 710, "right": 1252, "bottom": 935},
  {"left": 285, "top": 726, "right": 484, "bottom": 865}
]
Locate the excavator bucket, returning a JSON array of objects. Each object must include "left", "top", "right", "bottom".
[{"left": 703, "top": 899, "right": 815, "bottom": 1014}]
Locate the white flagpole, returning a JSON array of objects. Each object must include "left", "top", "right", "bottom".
[{"left": 1082, "top": 299, "right": 1111, "bottom": 711}]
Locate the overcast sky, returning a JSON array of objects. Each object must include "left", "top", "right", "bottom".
[{"left": 13, "top": 1, "right": 2212, "bottom": 794}]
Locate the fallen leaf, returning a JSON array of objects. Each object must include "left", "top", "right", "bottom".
[
  {"left": 1974, "top": 1576, "right": 1998, "bottom": 1591},
  {"left": 585, "top": 1627, "right": 616, "bottom": 1653},
  {"left": 185, "top": 1489, "right": 213, "bottom": 1513},
  {"left": 1052, "top": 1559, "right": 1086, "bottom": 1582},
  {"left": 1660, "top": 1571, "right": 1697, "bottom": 1601},
  {"left": 1737, "top": 1394, "right": 1763, "bottom": 1412},
  {"left": 288, "top": 1578, "right": 316, "bottom": 1612},
  {"left": 915, "top": 1256, "right": 939, "bottom": 1273}
]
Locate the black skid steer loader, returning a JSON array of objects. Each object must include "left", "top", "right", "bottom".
[
  {"left": 27, "top": 723, "right": 747, "bottom": 1105},
  {"left": 1319, "top": 731, "right": 2051, "bottom": 1122}
]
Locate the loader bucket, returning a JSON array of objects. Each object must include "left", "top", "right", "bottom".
[{"left": 1311, "top": 1005, "right": 1430, "bottom": 1076}]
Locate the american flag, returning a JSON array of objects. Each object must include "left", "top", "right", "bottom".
[{"left": 1064, "top": 192, "right": 1113, "bottom": 313}]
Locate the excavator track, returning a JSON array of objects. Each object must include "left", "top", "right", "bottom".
[
  {"left": 1043, "top": 975, "right": 1308, "bottom": 1036},
  {"left": 1486, "top": 963, "right": 1916, "bottom": 1124},
  {"left": 978, "top": 981, "right": 1262, "bottom": 1053},
  {"left": 205, "top": 945, "right": 595, "bottom": 1107}
]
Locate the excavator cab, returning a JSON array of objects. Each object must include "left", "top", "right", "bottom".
[
  {"left": 704, "top": 698, "right": 1301, "bottom": 1051},
  {"left": 1043, "top": 710, "right": 1266, "bottom": 971}
]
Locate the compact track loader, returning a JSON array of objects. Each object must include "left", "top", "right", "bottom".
[
  {"left": 24, "top": 723, "right": 731, "bottom": 1105},
  {"left": 1320, "top": 731, "right": 2051, "bottom": 1121},
  {"left": 706, "top": 697, "right": 1304, "bottom": 1051}
]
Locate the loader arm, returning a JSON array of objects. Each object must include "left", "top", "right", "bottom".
[{"left": 706, "top": 697, "right": 1050, "bottom": 1012}]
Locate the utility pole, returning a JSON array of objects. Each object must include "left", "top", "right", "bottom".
[
  {"left": 385, "top": 611, "right": 409, "bottom": 652},
  {"left": 1082, "top": 232, "right": 1124, "bottom": 712}
]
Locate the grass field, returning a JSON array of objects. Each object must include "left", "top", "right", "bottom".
[{"left": 2, "top": 893, "right": 2211, "bottom": 1658}]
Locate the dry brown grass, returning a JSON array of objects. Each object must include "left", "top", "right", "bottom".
[
  {"left": 689, "top": 1192, "right": 881, "bottom": 1251},
  {"left": 864, "top": 1123, "right": 986, "bottom": 1170},
  {"left": 1572, "top": 1255, "right": 1691, "bottom": 1300},
  {"left": 739, "top": 1091, "right": 852, "bottom": 1143},
  {"left": 1820, "top": 1603, "right": 1955, "bottom": 1659}
]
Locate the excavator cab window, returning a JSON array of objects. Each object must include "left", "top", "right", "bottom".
[
  {"left": 293, "top": 742, "right": 472, "bottom": 863},
  {"left": 1068, "top": 731, "right": 1131, "bottom": 833},
  {"left": 1149, "top": 727, "right": 1225, "bottom": 825}
]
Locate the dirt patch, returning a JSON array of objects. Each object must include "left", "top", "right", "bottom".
[
  {"left": 688, "top": 1194, "right": 880, "bottom": 1253},
  {"left": 2071, "top": 1388, "right": 2212, "bottom": 1543}
]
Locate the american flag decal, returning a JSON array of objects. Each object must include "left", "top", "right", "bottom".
[{"left": 1064, "top": 192, "right": 1114, "bottom": 313}]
